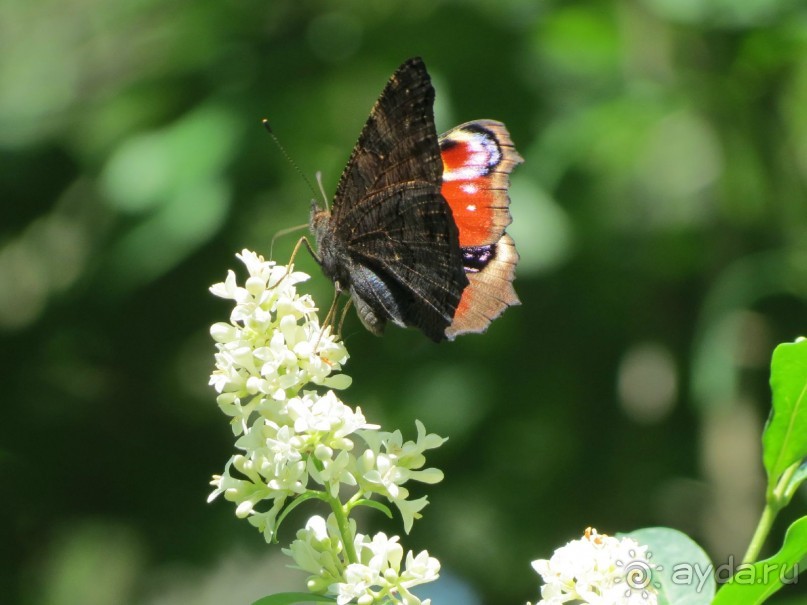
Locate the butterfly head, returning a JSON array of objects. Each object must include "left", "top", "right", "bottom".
[
  {"left": 310, "top": 198, "right": 327, "bottom": 223},
  {"left": 309, "top": 201, "right": 352, "bottom": 294},
  {"left": 309, "top": 199, "right": 329, "bottom": 249}
]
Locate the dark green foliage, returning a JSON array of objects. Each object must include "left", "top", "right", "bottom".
[{"left": 2, "top": 1, "right": 806, "bottom": 603}]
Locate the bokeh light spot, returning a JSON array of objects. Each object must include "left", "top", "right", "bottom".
[{"left": 618, "top": 342, "right": 678, "bottom": 423}]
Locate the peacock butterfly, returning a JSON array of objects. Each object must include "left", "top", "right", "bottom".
[{"left": 309, "top": 57, "right": 522, "bottom": 342}]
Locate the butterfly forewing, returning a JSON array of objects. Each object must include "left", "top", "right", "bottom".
[
  {"left": 331, "top": 58, "right": 443, "bottom": 220},
  {"left": 320, "top": 57, "right": 468, "bottom": 341}
]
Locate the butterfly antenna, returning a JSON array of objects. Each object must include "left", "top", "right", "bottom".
[
  {"left": 262, "top": 118, "right": 321, "bottom": 203},
  {"left": 315, "top": 171, "right": 330, "bottom": 211}
]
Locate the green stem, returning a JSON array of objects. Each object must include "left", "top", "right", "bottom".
[
  {"left": 327, "top": 494, "right": 358, "bottom": 564},
  {"left": 742, "top": 461, "right": 801, "bottom": 564},
  {"left": 345, "top": 491, "right": 363, "bottom": 513},
  {"left": 742, "top": 503, "right": 778, "bottom": 564}
]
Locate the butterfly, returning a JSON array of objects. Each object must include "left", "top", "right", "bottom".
[{"left": 309, "top": 57, "right": 522, "bottom": 342}]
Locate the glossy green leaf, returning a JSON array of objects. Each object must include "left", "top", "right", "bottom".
[
  {"left": 782, "top": 459, "right": 807, "bottom": 502},
  {"left": 623, "top": 527, "right": 715, "bottom": 605},
  {"left": 712, "top": 516, "right": 807, "bottom": 604},
  {"left": 762, "top": 339, "right": 807, "bottom": 497}
]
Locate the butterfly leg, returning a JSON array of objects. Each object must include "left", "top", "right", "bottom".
[
  {"left": 269, "top": 223, "right": 309, "bottom": 260},
  {"left": 269, "top": 235, "right": 321, "bottom": 288},
  {"left": 337, "top": 297, "right": 354, "bottom": 337},
  {"left": 289, "top": 235, "right": 321, "bottom": 266},
  {"left": 321, "top": 287, "right": 340, "bottom": 332},
  {"left": 313, "top": 287, "right": 341, "bottom": 351}
]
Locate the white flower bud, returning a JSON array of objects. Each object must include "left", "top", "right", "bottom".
[
  {"left": 245, "top": 275, "right": 266, "bottom": 296},
  {"left": 315, "top": 443, "right": 333, "bottom": 461},
  {"left": 210, "top": 322, "right": 236, "bottom": 342}
]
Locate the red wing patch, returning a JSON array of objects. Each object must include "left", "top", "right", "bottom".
[
  {"left": 439, "top": 120, "right": 523, "bottom": 339},
  {"left": 439, "top": 120, "right": 522, "bottom": 248}
]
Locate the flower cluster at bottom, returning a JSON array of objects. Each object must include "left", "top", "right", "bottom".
[
  {"left": 285, "top": 515, "right": 440, "bottom": 605},
  {"left": 529, "top": 527, "right": 659, "bottom": 605},
  {"left": 207, "top": 250, "right": 443, "bottom": 605}
]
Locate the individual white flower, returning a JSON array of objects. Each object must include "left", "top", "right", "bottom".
[
  {"left": 363, "top": 532, "right": 404, "bottom": 575},
  {"left": 208, "top": 457, "right": 280, "bottom": 517},
  {"left": 246, "top": 498, "right": 287, "bottom": 543},
  {"left": 359, "top": 422, "right": 446, "bottom": 484},
  {"left": 229, "top": 421, "right": 308, "bottom": 494},
  {"left": 400, "top": 549, "right": 441, "bottom": 586},
  {"left": 308, "top": 447, "right": 357, "bottom": 497},
  {"left": 529, "top": 527, "right": 658, "bottom": 605},
  {"left": 385, "top": 420, "right": 448, "bottom": 469},
  {"left": 333, "top": 563, "right": 379, "bottom": 605},
  {"left": 391, "top": 496, "right": 430, "bottom": 535},
  {"left": 363, "top": 453, "right": 409, "bottom": 500}
]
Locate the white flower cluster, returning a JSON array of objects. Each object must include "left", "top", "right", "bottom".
[
  {"left": 285, "top": 515, "right": 440, "bottom": 605},
  {"left": 529, "top": 528, "right": 659, "bottom": 605},
  {"left": 207, "top": 250, "right": 444, "bottom": 604}
]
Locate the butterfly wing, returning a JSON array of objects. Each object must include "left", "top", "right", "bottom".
[
  {"left": 322, "top": 57, "right": 468, "bottom": 341},
  {"left": 331, "top": 58, "right": 442, "bottom": 215},
  {"left": 439, "top": 120, "right": 523, "bottom": 339},
  {"left": 343, "top": 181, "right": 466, "bottom": 340}
]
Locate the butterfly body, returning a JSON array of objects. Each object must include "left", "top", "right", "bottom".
[{"left": 310, "top": 58, "right": 521, "bottom": 342}]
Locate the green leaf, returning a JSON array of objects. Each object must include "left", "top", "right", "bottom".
[
  {"left": 712, "top": 516, "right": 807, "bottom": 605},
  {"left": 762, "top": 339, "right": 807, "bottom": 498},
  {"left": 782, "top": 458, "right": 807, "bottom": 502},
  {"left": 252, "top": 593, "right": 335, "bottom": 605},
  {"left": 273, "top": 492, "right": 328, "bottom": 540},
  {"left": 349, "top": 498, "right": 393, "bottom": 518},
  {"left": 622, "top": 527, "right": 715, "bottom": 605}
]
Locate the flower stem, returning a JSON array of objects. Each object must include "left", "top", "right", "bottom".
[{"left": 328, "top": 494, "right": 358, "bottom": 564}]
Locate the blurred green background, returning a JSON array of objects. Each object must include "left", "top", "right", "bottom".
[{"left": 2, "top": 0, "right": 807, "bottom": 603}]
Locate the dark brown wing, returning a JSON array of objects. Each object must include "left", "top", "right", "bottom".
[
  {"left": 343, "top": 181, "right": 467, "bottom": 340},
  {"left": 331, "top": 58, "right": 443, "bottom": 220},
  {"left": 328, "top": 57, "right": 467, "bottom": 340}
]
